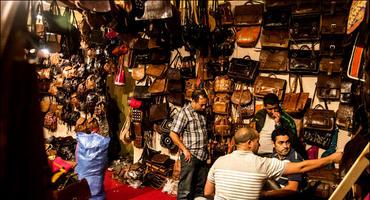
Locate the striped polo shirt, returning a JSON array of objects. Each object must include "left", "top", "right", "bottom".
[{"left": 207, "top": 150, "right": 287, "bottom": 200}]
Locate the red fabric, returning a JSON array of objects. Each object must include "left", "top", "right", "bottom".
[{"left": 104, "top": 171, "right": 176, "bottom": 200}]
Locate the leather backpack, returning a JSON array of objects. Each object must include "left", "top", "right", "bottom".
[
  {"left": 212, "top": 93, "right": 230, "bottom": 114},
  {"left": 214, "top": 115, "right": 232, "bottom": 136}
]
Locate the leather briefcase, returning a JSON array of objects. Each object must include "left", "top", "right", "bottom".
[
  {"left": 320, "top": 36, "right": 345, "bottom": 56},
  {"left": 336, "top": 103, "right": 353, "bottom": 131},
  {"left": 303, "top": 104, "right": 335, "bottom": 132},
  {"left": 261, "top": 29, "right": 289, "bottom": 49},
  {"left": 228, "top": 56, "right": 259, "bottom": 82},
  {"left": 290, "top": 13, "right": 321, "bottom": 41},
  {"left": 319, "top": 57, "right": 343, "bottom": 75},
  {"left": 282, "top": 75, "right": 309, "bottom": 116},
  {"left": 149, "top": 98, "right": 169, "bottom": 122},
  {"left": 212, "top": 93, "right": 230, "bottom": 115},
  {"left": 234, "top": 2, "right": 264, "bottom": 26},
  {"left": 263, "top": 8, "right": 290, "bottom": 29},
  {"left": 288, "top": 45, "right": 319, "bottom": 74},
  {"left": 236, "top": 26, "right": 261, "bottom": 48},
  {"left": 253, "top": 74, "right": 286, "bottom": 101},
  {"left": 259, "top": 49, "right": 288, "bottom": 72},
  {"left": 317, "top": 74, "right": 341, "bottom": 100},
  {"left": 321, "top": 14, "right": 347, "bottom": 35}
]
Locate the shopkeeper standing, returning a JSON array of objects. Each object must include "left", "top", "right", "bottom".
[{"left": 170, "top": 89, "right": 209, "bottom": 200}]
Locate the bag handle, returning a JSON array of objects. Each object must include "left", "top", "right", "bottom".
[
  {"left": 49, "top": 0, "right": 61, "bottom": 15},
  {"left": 243, "top": 55, "right": 251, "bottom": 60},
  {"left": 288, "top": 74, "right": 298, "bottom": 93},
  {"left": 268, "top": 73, "right": 277, "bottom": 79},
  {"left": 313, "top": 104, "right": 325, "bottom": 110}
]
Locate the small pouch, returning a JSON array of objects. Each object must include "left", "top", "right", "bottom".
[
  {"left": 320, "top": 35, "right": 345, "bottom": 56},
  {"left": 228, "top": 56, "right": 259, "bottom": 82},
  {"left": 131, "top": 109, "right": 143, "bottom": 122},
  {"left": 290, "top": 13, "right": 321, "bottom": 41}
]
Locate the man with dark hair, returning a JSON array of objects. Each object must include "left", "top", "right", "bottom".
[
  {"left": 251, "top": 93, "right": 307, "bottom": 158},
  {"left": 170, "top": 89, "right": 209, "bottom": 200},
  {"left": 204, "top": 127, "right": 342, "bottom": 200},
  {"left": 270, "top": 128, "right": 305, "bottom": 191}
]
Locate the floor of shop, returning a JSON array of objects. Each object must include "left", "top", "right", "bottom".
[{"left": 104, "top": 171, "right": 176, "bottom": 200}]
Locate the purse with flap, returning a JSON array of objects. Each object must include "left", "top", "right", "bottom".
[
  {"left": 253, "top": 74, "right": 286, "bottom": 101},
  {"left": 321, "top": 14, "right": 347, "bottom": 35},
  {"left": 234, "top": 2, "right": 264, "bottom": 26},
  {"left": 289, "top": 45, "right": 319, "bottom": 74},
  {"left": 228, "top": 56, "right": 259, "bottom": 82},
  {"left": 320, "top": 36, "right": 345, "bottom": 56},
  {"left": 259, "top": 49, "right": 288, "bottom": 72},
  {"left": 303, "top": 104, "right": 335, "bottom": 132},
  {"left": 214, "top": 115, "right": 232, "bottom": 136},
  {"left": 282, "top": 75, "right": 310, "bottom": 116},
  {"left": 261, "top": 29, "right": 289, "bottom": 49},
  {"left": 290, "top": 13, "right": 321, "bottom": 41},
  {"left": 214, "top": 75, "right": 233, "bottom": 93},
  {"left": 236, "top": 26, "right": 261, "bottom": 48},
  {"left": 148, "top": 78, "right": 168, "bottom": 95},
  {"left": 212, "top": 93, "right": 230, "bottom": 115},
  {"left": 319, "top": 57, "right": 343, "bottom": 75},
  {"left": 336, "top": 103, "right": 353, "bottom": 131},
  {"left": 134, "top": 78, "right": 151, "bottom": 99},
  {"left": 317, "top": 74, "right": 341, "bottom": 100},
  {"left": 231, "top": 84, "right": 252, "bottom": 106}
]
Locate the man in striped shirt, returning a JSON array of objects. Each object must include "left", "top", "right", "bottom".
[
  {"left": 170, "top": 89, "right": 209, "bottom": 200},
  {"left": 204, "top": 127, "right": 342, "bottom": 200}
]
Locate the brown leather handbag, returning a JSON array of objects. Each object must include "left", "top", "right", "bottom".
[
  {"left": 259, "top": 49, "right": 288, "bottom": 72},
  {"left": 336, "top": 103, "right": 353, "bottom": 131},
  {"left": 214, "top": 115, "right": 232, "bottom": 136},
  {"left": 316, "top": 74, "right": 341, "bottom": 100},
  {"left": 319, "top": 57, "right": 343, "bottom": 75},
  {"left": 149, "top": 98, "right": 169, "bottom": 122},
  {"left": 146, "top": 64, "right": 167, "bottom": 77},
  {"left": 282, "top": 75, "right": 310, "bottom": 116},
  {"left": 148, "top": 78, "right": 168, "bottom": 95},
  {"left": 131, "top": 65, "right": 146, "bottom": 81},
  {"left": 214, "top": 75, "right": 233, "bottom": 93},
  {"left": 321, "top": 14, "right": 347, "bottom": 35},
  {"left": 168, "top": 92, "right": 184, "bottom": 106},
  {"left": 228, "top": 56, "right": 259, "bottom": 82},
  {"left": 303, "top": 104, "right": 335, "bottom": 132},
  {"left": 212, "top": 93, "right": 230, "bottom": 115},
  {"left": 260, "top": 29, "right": 289, "bottom": 49},
  {"left": 253, "top": 74, "right": 286, "bottom": 101},
  {"left": 234, "top": 2, "right": 264, "bottom": 26},
  {"left": 236, "top": 26, "right": 261, "bottom": 48},
  {"left": 231, "top": 84, "right": 252, "bottom": 106}
]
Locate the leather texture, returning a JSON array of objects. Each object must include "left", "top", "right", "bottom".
[
  {"left": 236, "top": 26, "right": 261, "bottom": 48},
  {"left": 317, "top": 74, "right": 341, "bottom": 100},
  {"left": 260, "top": 49, "right": 288, "bottom": 72},
  {"left": 261, "top": 29, "right": 289, "bottom": 49},
  {"left": 253, "top": 75, "right": 286, "bottom": 101},
  {"left": 228, "top": 56, "right": 259, "bottom": 82}
]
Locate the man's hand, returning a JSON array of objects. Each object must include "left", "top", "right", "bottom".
[
  {"left": 183, "top": 148, "right": 192, "bottom": 162},
  {"left": 272, "top": 112, "right": 281, "bottom": 124}
]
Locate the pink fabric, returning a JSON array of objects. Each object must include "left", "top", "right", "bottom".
[
  {"left": 129, "top": 98, "right": 142, "bottom": 109},
  {"left": 307, "top": 146, "right": 319, "bottom": 159},
  {"left": 51, "top": 156, "right": 73, "bottom": 173},
  {"left": 114, "top": 67, "right": 125, "bottom": 86}
]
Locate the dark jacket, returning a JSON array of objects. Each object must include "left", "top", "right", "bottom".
[{"left": 252, "top": 109, "right": 307, "bottom": 159}]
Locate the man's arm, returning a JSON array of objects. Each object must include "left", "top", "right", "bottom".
[
  {"left": 284, "top": 152, "right": 342, "bottom": 175},
  {"left": 204, "top": 180, "right": 215, "bottom": 198},
  {"left": 170, "top": 131, "right": 191, "bottom": 161}
]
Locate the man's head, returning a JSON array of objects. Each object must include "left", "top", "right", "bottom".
[
  {"left": 263, "top": 93, "right": 280, "bottom": 118},
  {"left": 234, "top": 127, "right": 260, "bottom": 154},
  {"left": 191, "top": 89, "right": 208, "bottom": 112},
  {"left": 271, "top": 128, "right": 292, "bottom": 158}
]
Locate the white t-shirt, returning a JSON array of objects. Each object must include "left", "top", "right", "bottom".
[
  {"left": 258, "top": 115, "right": 275, "bottom": 154},
  {"left": 207, "top": 150, "right": 286, "bottom": 200}
]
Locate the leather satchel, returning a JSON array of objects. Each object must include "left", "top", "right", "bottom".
[
  {"left": 259, "top": 49, "right": 288, "bottom": 72},
  {"left": 263, "top": 8, "right": 290, "bottom": 29},
  {"left": 212, "top": 93, "right": 230, "bottom": 115},
  {"left": 292, "top": 0, "right": 321, "bottom": 15},
  {"left": 253, "top": 74, "right": 286, "bottom": 101},
  {"left": 260, "top": 29, "right": 289, "bottom": 49},
  {"left": 180, "top": 56, "right": 196, "bottom": 79},
  {"left": 302, "top": 129, "right": 335, "bottom": 149},
  {"left": 228, "top": 56, "right": 259, "bottom": 82},
  {"left": 214, "top": 115, "right": 232, "bottom": 136},
  {"left": 317, "top": 74, "right": 341, "bottom": 100},
  {"left": 303, "top": 104, "right": 335, "bottom": 132},
  {"left": 321, "top": 14, "right": 347, "bottom": 35},
  {"left": 290, "top": 13, "right": 321, "bottom": 41},
  {"left": 148, "top": 78, "right": 168, "bottom": 95},
  {"left": 289, "top": 45, "right": 319, "bottom": 74},
  {"left": 322, "top": 0, "right": 351, "bottom": 14},
  {"left": 336, "top": 103, "right": 353, "bottom": 131},
  {"left": 282, "top": 75, "right": 309, "bottom": 116},
  {"left": 131, "top": 65, "right": 146, "bottom": 81},
  {"left": 319, "top": 57, "right": 343, "bottom": 75},
  {"left": 236, "top": 26, "right": 261, "bottom": 48},
  {"left": 234, "top": 2, "right": 264, "bottom": 26},
  {"left": 340, "top": 81, "right": 352, "bottom": 104},
  {"left": 214, "top": 76, "right": 233, "bottom": 93},
  {"left": 240, "top": 97, "right": 255, "bottom": 118},
  {"left": 146, "top": 64, "right": 167, "bottom": 77},
  {"left": 320, "top": 36, "right": 345, "bottom": 56},
  {"left": 231, "top": 84, "right": 252, "bottom": 106},
  {"left": 149, "top": 100, "right": 169, "bottom": 122}
]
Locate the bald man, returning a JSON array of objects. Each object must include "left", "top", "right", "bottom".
[{"left": 204, "top": 127, "right": 342, "bottom": 200}]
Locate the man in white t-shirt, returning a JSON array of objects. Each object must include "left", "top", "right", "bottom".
[{"left": 204, "top": 127, "right": 342, "bottom": 200}]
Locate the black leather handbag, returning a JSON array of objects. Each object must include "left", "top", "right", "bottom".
[
  {"left": 263, "top": 8, "right": 291, "bottom": 29},
  {"left": 228, "top": 56, "right": 259, "bottom": 82},
  {"left": 290, "top": 13, "right": 321, "bottom": 41},
  {"left": 317, "top": 74, "right": 341, "bottom": 101},
  {"left": 288, "top": 45, "right": 319, "bottom": 74},
  {"left": 320, "top": 36, "right": 345, "bottom": 56}
]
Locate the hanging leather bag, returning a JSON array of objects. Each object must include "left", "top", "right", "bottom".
[
  {"left": 336, "top": 103, "right": 353, "bottom": 131},
  {"left": 261, "top": 29, "right": 289, "bottom": 49},
  {"left": 316, "top": 74, "right": 341, "bottom": 100},
  {"left": 146, "top": 64, "right": 167, "bottom": 77},
  {"left": 149, "top": 98, "right": 169, "bottom": 122},
  {"left": 134, "top": 78, "right": 151, "bottom": 99},
  {"left": 253, "top": 74, "right": 286, "bottom": 101},
  {"left": 231, "top": 84, "right": 252, "bottom": 106},
  {"left": 214, "top": 75, "right": 233, "bottom": 93},
  {"left": 212, "top": 93, "right": 230, "bottom": 115},
  {"left": 234, "top": 1, "right": 264, "bottom": 26},
  {"left": 131, "top": 65, "right": 146, "bottom": 81},
  {"left": 228, "top": 56, "right": 259, "bottom": 82},
  {"left": 289, "top": 44, "right": 319, "bottom": 74},
  {"left": 236, "top": 26, "right": 261, "bottom": 48},
  {"left": 214, "top": 115, "right": 232, "bottom": 136},
  {"left": 148, "top": 78, "right": 168, "bottom": 95},
  {"left": 290, "top": 13, "right": 321, "bottom": 41},
  {"left": 282, "top": 75, "right": 310, "bottom": 116},
  {"left": 321, "top": 14, "right": 347, "bottom": 35},
  {"left": 259, "top": 49, "right": 288, "bottom": 72},
  {"left": 319, "top": 57, "right": 343, "bottom": 75}
]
